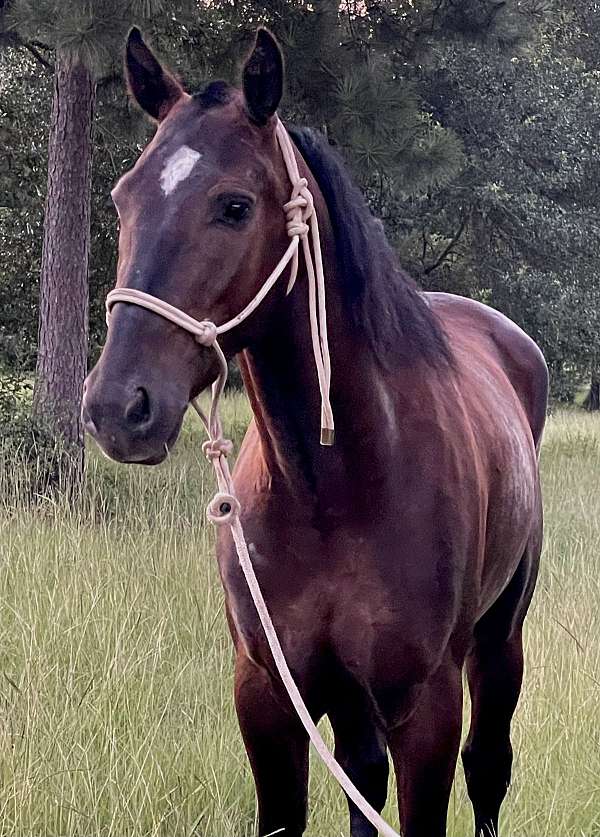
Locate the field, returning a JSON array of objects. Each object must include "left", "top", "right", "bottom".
[{"left": 0, "top": 396, "right": 599, "bottom": 837}]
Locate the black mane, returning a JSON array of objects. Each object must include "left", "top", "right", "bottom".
[{"left": 288, "top": 127, "right": 452, "bottom": 369}]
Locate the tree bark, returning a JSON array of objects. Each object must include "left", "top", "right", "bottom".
[{"left": 32, "top": 50, "right": 95, "bottom": 482}]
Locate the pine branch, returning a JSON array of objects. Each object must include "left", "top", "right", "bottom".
[
  {"left": 20, "top": 37, "right": 53, "bottom": 71},
  {"left": 423, "top": 214, "right": 469, "bottom": 275},
  {"left": 1, "top": 30, "right": 54, "bottom": 72}
]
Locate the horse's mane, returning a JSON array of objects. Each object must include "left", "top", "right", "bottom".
[{"left": 288, "top": 126, "right": 452, "bottom": 368}]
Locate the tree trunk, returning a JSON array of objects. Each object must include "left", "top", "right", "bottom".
[
  {"left": 584, "top": 373, "right": 600, "bottom": 412},
  {"left": 32, "top": 50, "right": 95, "bottom": 484}
]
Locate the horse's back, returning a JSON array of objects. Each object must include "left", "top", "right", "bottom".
[{"left": 426, "top": 292, "right": 548, "bottom": 450}]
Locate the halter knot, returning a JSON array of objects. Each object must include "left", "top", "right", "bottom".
[
  {"left": 284, "top": 178, "right": 314, "bottom": 239},
  {"left": 194, "top": 321, "right": 218, "bottom": 346},
  {"left": 206, "top": 491, "right": 240, "bottom": 525},
  {"left": 202, "top": 437, "right": 233, "bottom": 461}
]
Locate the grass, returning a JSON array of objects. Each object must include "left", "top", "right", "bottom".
[{"left": 0, "top": 396, "right": 598, "bottom": 836}]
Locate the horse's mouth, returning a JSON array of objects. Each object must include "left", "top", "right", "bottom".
[
  {"left": 84, "top": 404, "right": 185, "bottom": 467},
  {"left": 105, "top": 447, "right": 168, "bottom": 466}
]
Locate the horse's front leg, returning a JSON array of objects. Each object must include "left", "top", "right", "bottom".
[
  {"left": 386, "top": 656, "right": 463, "bottom": 837},
  {"left": 235, "top": 652, "right": 310, "bottom": 837},
  {"left": 329, "top": 701, "right": 389, "bottom": 837}
]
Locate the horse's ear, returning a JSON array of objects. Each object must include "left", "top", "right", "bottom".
[
  {"left": 125, "top": 27, "right": 184, "bottom": 122},
  {"left": 242, "top": 28, "right": 284, "bottom": 125}
]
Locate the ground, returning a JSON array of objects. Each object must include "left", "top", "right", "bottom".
[{"left": 0, "top": 396, "right": 598, "bottom": 836}]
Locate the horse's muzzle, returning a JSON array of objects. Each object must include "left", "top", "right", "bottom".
[{"left": 82, "top": 374, "right": 186, "bottom": 464}]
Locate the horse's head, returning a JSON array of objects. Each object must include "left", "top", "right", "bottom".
[{"left": 83, "top": 28, "right": 292, "bottom": 463}]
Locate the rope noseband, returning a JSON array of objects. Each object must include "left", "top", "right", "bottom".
[{"left": 105, "top": 119, "right": 399, "bottom": 837}]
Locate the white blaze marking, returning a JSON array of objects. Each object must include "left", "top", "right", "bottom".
[{"left": 160, "top": 146, "right": 201, "bottom": 196}]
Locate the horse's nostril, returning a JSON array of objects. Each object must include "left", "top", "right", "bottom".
[{"left": 124, "top": 387, "right": 152, "bottom": 428}]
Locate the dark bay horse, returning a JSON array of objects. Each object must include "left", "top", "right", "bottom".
[{"left": 83, "top": 27, "right": 548, "bottom": 837}]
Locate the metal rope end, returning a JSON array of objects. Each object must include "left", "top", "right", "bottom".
[{"left": 320, "top": 427, "right": 335, "bottom": 446}]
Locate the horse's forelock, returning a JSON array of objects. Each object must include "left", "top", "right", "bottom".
[{"left": 193, "top": 80, "right": 234, "bottom": 110}]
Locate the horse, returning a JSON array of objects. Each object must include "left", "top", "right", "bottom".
[{"left": 82, "top": 27, "right": 548, "bottom": 837}]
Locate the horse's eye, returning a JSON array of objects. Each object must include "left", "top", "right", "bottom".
[{"left": 222, "top": 200, "right": 251, "bottom": 224}]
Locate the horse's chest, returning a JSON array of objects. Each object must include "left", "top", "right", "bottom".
[
  {"left": 219, "top": 527, "right": 369, "bottom": 657},
  {"left": 218, "top": 520, "right": 461, "bottom": 684}
]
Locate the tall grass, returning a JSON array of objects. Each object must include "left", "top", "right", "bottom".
[{"left": 0, "top": 398, "right": 598, "bottom": 836}]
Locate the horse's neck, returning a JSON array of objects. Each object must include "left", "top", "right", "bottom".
[
  {"left": 238, "top": 250, "right": 394, "bottom": 513},
  {"left": 238, "top": 151, "right": 404, "bottom": 514}
]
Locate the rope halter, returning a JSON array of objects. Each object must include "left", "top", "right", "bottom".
[{"left": 106, "top": 118, "right": 334, "bottom": 450}]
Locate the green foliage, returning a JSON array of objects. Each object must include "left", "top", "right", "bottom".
[
  {"left": 0, "top": 372, "right": 32, "bottom": 443},
  {"left": 392, "top": 0, "right": 600, "bottom": 398},
  {"left": 0, "top": 50, "right": 48, "bottom": 370}
]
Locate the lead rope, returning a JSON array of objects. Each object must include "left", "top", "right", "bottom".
[{"left": 106, "top": 119, "right": 399, "bottom": 837}]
